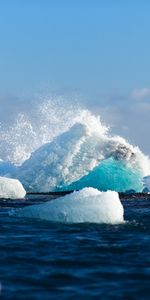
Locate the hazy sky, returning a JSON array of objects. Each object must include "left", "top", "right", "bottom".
[{"left": 0, "top": 0, "right": 150, "bottom": 154}]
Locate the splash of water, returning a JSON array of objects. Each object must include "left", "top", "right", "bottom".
[{"left": 0, "top": 96, "right": 106, "bottom": 165}]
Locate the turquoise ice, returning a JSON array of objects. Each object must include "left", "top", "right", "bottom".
[{"left": 60, "top": 158, "right": 143, "bottom": 192}]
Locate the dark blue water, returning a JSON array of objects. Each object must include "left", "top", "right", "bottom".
[{"left": 0, "top": 196, "right": 150, "bottom": 300}]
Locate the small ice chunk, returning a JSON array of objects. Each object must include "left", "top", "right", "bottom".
[
  {"left": 0, "top": 176, "right": 26, "bottom": 199},
  {"left": 17, "top": 187, "right": 124, "bottom": 224}
]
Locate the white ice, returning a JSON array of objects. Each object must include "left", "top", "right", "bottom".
[
  {"left": 0, "top": 176, "right": 26, "bottom": 199},
  {"left": 18, "top": 122, "right": 150, "bottom": 192},
  {"left": 17, "top": 188, "right": 124, "bottom": 224}
]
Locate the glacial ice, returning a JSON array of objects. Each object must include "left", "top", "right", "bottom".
[
  {"left": 18, "top": 123, "right": 150, "bottom": 193},
  {"left": 1, "top": 98, "right": 150, "bottom": 193},
  {"left": 17, "top": 188, "right": 124, "bottom": 224},
  {"left": 0, "top": 176, "right": 26, "bottom": 199}
]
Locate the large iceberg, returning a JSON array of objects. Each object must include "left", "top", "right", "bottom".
[
  {"left": 17, "top": 188, "right": 124, "bottom": 224},
  {"left": 18, "top": 123, "right": 150, "bottom": 193},
  {"left": 0, "top": 176, "right": 26, "bottom": 199},
  {"left": 1, "top": 98, "right": 150, "bottom": 193}
]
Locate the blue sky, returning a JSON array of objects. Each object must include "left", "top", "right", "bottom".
[{"left": 0, "top": 1, "right": 150, "bottom": 153}]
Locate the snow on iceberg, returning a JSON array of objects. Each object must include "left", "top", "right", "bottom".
[
  {"left": 0, "top": 176, "right": 26, "bottom": 199},
  {"left": 17, "top": 188, "right": 124, "bottom": 224}
]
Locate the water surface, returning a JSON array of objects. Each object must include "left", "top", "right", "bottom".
[{"left": 0, "top": 196, "right": 150, "bottom": 299}]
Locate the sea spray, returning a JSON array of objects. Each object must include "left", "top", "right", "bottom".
[{"left": 0, "top": 97, "right": 106, "bottom": 165}]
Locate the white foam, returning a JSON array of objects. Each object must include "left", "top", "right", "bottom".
[
  {"left": 17, "top": 188, "right": 124, "bottom": 224},
  {"left": 0, "top": 176, "right": 26, "bottom": 199}
]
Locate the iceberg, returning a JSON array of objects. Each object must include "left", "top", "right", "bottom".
[
  {"left": 1, "top": 98, "right": 149, "bottom": 193},
  {"left": 17, "top": 188, "right": 124, "bottom": 224},
  {"left": 0, "top": 176, "right": 26, "bottom": 199},
  {"left": 18, "top": 123, "right": 150, "bottom": 193}
]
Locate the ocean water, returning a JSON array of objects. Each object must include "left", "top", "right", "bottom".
[
  {"left": 1, "top": 195, "right": 150, "bottom": 300},
  {"left": 0, "top": 98, "right": 150, "bottom": 299}
]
